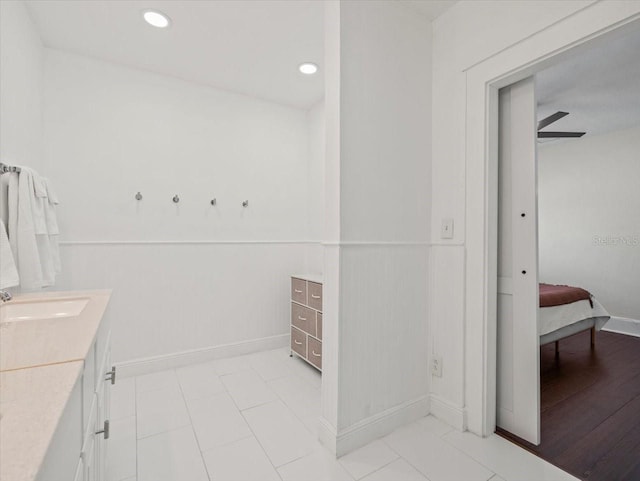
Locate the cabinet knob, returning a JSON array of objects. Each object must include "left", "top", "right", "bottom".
[{"left": 105, "top": 366, "right": 116, "bottom": 385}]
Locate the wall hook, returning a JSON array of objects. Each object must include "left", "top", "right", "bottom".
[
  {"left": 135, "top": 192, "right": 143, "bottom": 201},
  {"left": 210, "top": 198, "right": 217, "bottom": 206},
  {"left": 173, "top": 194, "right": 180, "bottom": 203},
  {"left": 242, "top": 200, "right": 249, "bottom": 207}
]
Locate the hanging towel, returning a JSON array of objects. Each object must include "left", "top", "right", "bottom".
[
  {"left": 15, "top": 167, "right": 45, "bottom": 289},
  {"left": 0, "top": 172, "right": 19, "bottom": 264},
  {"left": 0, "top": 219, "right": 19, "bottom": 289},
  {"left": 43, "top": 178, "right": 61, "bottom": 273},
  {"left": 23, "top": 168, "right": 55, "bottom": 285}
]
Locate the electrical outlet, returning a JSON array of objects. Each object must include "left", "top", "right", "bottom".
[{"left": 431, "top": 356, "right": 443, "bottom": 377}]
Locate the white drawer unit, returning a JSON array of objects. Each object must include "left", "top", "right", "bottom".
[{"left": 290, "top": 275, "right": 323, "bottom": 372}]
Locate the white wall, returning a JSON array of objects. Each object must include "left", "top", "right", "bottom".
[
  {"left": 321, "top": 0, "right": 431, "bottom": 455},
  {"left": 306, "top": 100, "right": 326, "bottom": 273},
  {"left": 0, "top": 0, "right": 43, "bottom": 171},
  {"left": 43, "top": 49, "right": 322, "bottom": 364},
  {"left": 430, "top": 0, "right": 640, "bottom": 434},
  {"left": 538, "top": 125, "right": 640, "bottom": 321}
]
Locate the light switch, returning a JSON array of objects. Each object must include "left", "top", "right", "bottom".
[{"left": 441, "top": 218, "right": 454, "bottom": 239}]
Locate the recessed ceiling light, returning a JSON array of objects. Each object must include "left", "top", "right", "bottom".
[
  {"left": 299, "top": 63, "right": 318, "bottom": 75},
  {"left": 143, "top": 10, "right": 171, "bottom": 28}
]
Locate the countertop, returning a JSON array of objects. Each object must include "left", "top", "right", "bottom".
[
  {"left": 0, "top": 290, "right": 111, "bottom": 371},
  {"left": 0, "top": 289, "right": 111, "bottom": 481}
]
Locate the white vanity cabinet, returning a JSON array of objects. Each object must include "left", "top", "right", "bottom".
[{"left": 31, "top": 294, "right": 113, "bottom": 481}]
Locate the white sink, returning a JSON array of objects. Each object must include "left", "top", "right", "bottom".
[{"left": 0, "top": 297, "right": 89, "bottom": 323}]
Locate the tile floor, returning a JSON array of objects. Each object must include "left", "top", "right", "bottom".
[{"left": 107, "top": 347, "right": 579, "bottom": 481}]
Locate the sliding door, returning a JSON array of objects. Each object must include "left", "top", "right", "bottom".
[{"left": 496, "top": 76, "right": 540, "bottom": 445}]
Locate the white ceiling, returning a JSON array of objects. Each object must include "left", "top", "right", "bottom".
[
  {"left": 537, "top": 26, "right": 640, "bottom": 141},
  {"left": 26, "top": 0, "right": 456, "bottom": 110},
  {"left": 26, "top": 0, "right": 325, "bottom": 109}
]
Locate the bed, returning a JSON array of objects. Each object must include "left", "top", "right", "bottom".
[{"left": 539, "top": 283, "right": 610, "bottom": 353}]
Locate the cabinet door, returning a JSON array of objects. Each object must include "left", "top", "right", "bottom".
[
  {"left": 73, "top": 459, "right": 84, "bottom": 481},
  {"left": 37, "top": 375, "right": 83, "bottom": 481},
  {"left": 83, "top": 340, "right": 97, "bottom": 442},
  {"left": 96, "top": 349, "right": 112, "bottom": 481},
  {"left": 82, "top": 402, "right": 98, "bottom": 481}
]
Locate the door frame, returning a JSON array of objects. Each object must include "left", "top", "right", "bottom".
[{"left": 463, "top": 5, "right": 640, "bottom": 437}]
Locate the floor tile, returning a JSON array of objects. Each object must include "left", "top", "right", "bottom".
[
  {"left": 361, "top": 459, "right": 428, "bottom": 481},
  {"left": 249, "top": 349, "right": 294, "bottom": 381},
  {"left": 278, "top": 447, "right": 354, "bottom": 481},
  {"left": 135, "top": 369, "right": 179, "bottom": 393},
  {"left": 106, "top": 416, "right": 136, "bottom": 481},
  {"left": 110, "top": 377, "right": 136, "bottom": 420},
  {"left": 268, "top": 374, "right": 320, "bottom": 420},
  {"left": 417, "top": 415, "right": 454, "bottom": 437},
  {"left": 176, "top": 361, "right": 225, "bottom": 401},
  {"left": 202, "top": 436, "right": 280, "bottom": 481},
  {"left": 339, "top": 439, "right": 399, "bottom": 480},
  {"left": 302, "top": 414, "right": 320, "bottom": 435},
  {"left": 137, "top": 426, "right": 208, "bottom": 481},
  {"left": 136, "top": 385, "right": 190, "bottom": 439},
  {"left": 111, "top": 350, "right": 576, "bottom": 481},
  {"left": 243, "top": 399, "right": 317, "bottom": 467},
  {"left": 186, "top": 392, "right": 252, "bottom": 451},
  {"left": 384, "top": 422, "right": 494, "bottom": 481},
  {"left": 212, "top": 354, "right": 253, "bottom": 375},
  {"left": 221, "top": 369, "right": 278, "bottom": 411},
  {"left": 288, "top": 355, "right": 322, "bottom": 389},
  {"left": 443, "top": 431, "right": 579, "bottom": 481}
]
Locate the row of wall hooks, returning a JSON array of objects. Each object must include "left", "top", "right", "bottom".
[{"left": 135, "top": 192, "right": 248, "bottom": 207}]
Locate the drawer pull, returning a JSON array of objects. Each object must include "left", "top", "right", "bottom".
[
  {"left": 294, "top": 340, "right": 303, "bottom": 345},
  {"left": 105, "top": 366, "right": 116, "bottom": 385},
  {"left": 294, "top": 289, "right": 303, "bottom": 293},
  {"left": 311, "top": 294, "right": 321, "bottom": 299},
  {"left": 95, "top": 420, "right": 110, "bottom": 440},
  {"left": 298, "top": 316, "right": 307, "bottom": 321},
  {"left": 312, "top": 350, "right": 321, "bottom": 357}
]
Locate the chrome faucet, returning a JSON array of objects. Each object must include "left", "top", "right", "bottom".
[{"left": 0, "top": 290, "right": 12, "bottom": 302}]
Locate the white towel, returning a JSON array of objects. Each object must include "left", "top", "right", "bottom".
[
  {"left": 31, "top": 170, "right": 48, "bottom": 235},
  {"left": 24, "top": 168, "right": 55, "bottom": 285},
  {"left": 43, "top": 178, "right": 61, "bottom": 272},
  {"left": 0, "top": 172, "right": 19, "bottom": 258},
  {"left": 0, "top": 219, "right": 19, "bottom": 289},
  {"left": 16, "top": 167, "right": 45, "bottom": 289}
]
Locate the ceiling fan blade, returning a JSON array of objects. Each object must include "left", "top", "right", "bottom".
[
  {"left": 537, "top": 131, "right": 585, "bottom": 138},
  {"left": 537, "top": 111, "right": 569, "bottom": 130}
]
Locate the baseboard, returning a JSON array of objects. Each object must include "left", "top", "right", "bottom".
[
  {"left": 429, "top": 394, "right": 467, "bottom": 431},
  {"left": 115, "top": 333, "right": 289, "bottom": 378},
  {"left": 602, "top": 316, "right": 640, "bottom": 338},
  {"left": 319, "top": 395, "right": 430, "bottom": 458},
  {"left": 317, "top": 417, "right": 338, "bottom": 456}
]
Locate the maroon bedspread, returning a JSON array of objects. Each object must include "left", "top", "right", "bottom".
[{"left": 539, "top": 283, "right": 593, "bottom": 308}]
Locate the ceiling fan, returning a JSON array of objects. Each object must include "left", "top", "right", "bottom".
[{"left": 537, "top": 111, "right": 585, "bottom": 139}]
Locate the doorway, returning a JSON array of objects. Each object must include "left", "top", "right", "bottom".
[{"left": 495, "top": 24, "right": 640, "bottom": 479}]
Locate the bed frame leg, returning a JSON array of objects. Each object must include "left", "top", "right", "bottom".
[
  {"left": 555, "top": 341, "right": 559, "bottom": 359},
  {"left": 591, "top": 327, "right": 595, "bottom": 349}
]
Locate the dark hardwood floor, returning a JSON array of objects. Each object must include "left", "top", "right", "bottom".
[{"left": 497, "top": 330, "right": 640, "bottom": 481}]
